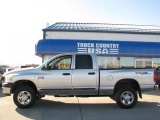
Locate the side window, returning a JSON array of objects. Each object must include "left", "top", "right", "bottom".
[
  {"left": 75, "top": 55, "right": 93, "bottom": 69},
  {"left": 47, "top": 55, "right": 72, "bottom": 70}
]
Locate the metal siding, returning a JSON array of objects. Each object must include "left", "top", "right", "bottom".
[{"left": 45, "top": 31, "right": 160, "bottom": 42}]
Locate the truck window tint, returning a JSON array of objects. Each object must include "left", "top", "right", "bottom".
[
  {"left": 76, "top": 55, "right": 93, "bottom": 69},
  {"left": 47, "top": 55, "right": 72, "bottom": 70}
]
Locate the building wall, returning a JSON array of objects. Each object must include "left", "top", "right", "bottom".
[{"left": 45, "top": 31, "right": 160, "bottom": 42}]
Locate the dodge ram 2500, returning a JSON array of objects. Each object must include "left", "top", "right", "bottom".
[{"left": 2, "top": 53, "right": 155, "bottom": 109}]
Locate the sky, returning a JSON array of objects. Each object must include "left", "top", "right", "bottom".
[{"left": 0, "top": 0, "right": 160, "bottom": 66}]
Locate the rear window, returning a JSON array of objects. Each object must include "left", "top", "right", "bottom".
[{"left": 75, "top": 55, "right": 93, "bottom": 69}]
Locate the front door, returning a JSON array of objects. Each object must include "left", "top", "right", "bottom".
[{"left": 38, "top": 55, "right": 73, "bottom": 90}]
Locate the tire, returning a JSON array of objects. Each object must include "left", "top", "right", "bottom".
[
  {"left": 13, "top": 86, "right": 36, "bottom": 108},
  {"left": 115, "top": 87, "right": 138, "bottom": 109}
]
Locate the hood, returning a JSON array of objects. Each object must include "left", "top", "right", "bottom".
[{"left": 4, "top": 67, "right": 37, "bottom": 76}]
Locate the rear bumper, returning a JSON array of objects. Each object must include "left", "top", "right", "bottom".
[
  {"left": 2, "top": 82, "right": 13, "bottom": 95},
  {"left": 154, "top": 81, "right": 160, "bottom": 90},
  {"left": 155, "top": 81, "right": 160, "bottom": 85}
]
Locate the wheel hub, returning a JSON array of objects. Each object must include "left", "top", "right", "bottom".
[
  {"left": 120, "top": 91, "right": 134, "bottom": 105},
  {"left": 17, "top": 91, "right": 31, "bottom": 105}
]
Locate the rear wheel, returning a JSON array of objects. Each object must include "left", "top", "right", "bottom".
[
  {"left": 115, "top": 87, "right": 137, "bottom": 109},
  {"left": 13, "top": 86, "right": 36, "bottom": 108}
]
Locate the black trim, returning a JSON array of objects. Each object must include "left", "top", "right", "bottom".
[
  {"left": 73, "top": 88, "right": 96, "bottom": 90},
  {"left": 88, "top": 72, "right": 95, "bottom": 75},
  {"left": 62, "top": 73, "right": 71, "bottom": 75},
  {"left": 43, "top": 31, "right": 46, "bottom": 39},
  {"left": 39, "top": 88, "right": 97, "bottom": 95},
  {"left": 0, "top": 76, "right": 5, "bottom": 83},
  {"left": 99, "top": 89, "right": 113, "bottom": 95},
  {"left": 141, "top": 88, "right": 154, "bottom": 92},
  {"left": 40, "top": 88, "right": 96, "bottom": 91},
  {"left": 156, "top": 81, "right": 160, "bottom": 85},
  {"left": 40, "top": 89, "right": 72, "bottom": 91},
  {"left": 100, "top": 68, "right": 154, "bottom": 70},
  {"left": 98, "top": 70, "right": 100, "bottom": 95},
  {"left": 2, "top": 82, "right": 13, "bottom": 88}
]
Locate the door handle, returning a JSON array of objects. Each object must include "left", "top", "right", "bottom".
[
  {"left": 37, "top": 76, "right": 44, "bottom": 79},
  {"left": 62, "top": 73, "right": 70, "bottom": 75},
  {"left": 88, "top": 72, "right": 95, "bottom": 75}
]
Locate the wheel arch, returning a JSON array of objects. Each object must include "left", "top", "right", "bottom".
[
  {"left": 11, "top": 80, "right": 38, "bottom": 94},
  {"left": 114, "top": 79, "right": 142, "bottom": 98}
]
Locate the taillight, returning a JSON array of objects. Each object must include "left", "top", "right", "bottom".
[{"left": 154, "top": 71, "right": 158, "bottom": 82}]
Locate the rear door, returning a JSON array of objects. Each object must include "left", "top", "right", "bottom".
[{"left": 72, "top": 54, "right": 98, "bottom": 95}]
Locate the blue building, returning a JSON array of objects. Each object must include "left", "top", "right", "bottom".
[{"left": 36, "top": 22, "right": 160, "bottom": 69}]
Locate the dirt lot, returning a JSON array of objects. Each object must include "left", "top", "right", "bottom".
[{"left": 0, "top": 88, "right": 160, "bottom": 120}]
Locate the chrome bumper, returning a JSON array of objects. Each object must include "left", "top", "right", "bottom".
[{"left": 2, "top": 82, "right": 13, "bottom": 95}]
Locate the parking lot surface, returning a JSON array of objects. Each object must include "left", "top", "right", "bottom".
[{"left": 0, "top": 88, "right": 160, "bottom": 120}]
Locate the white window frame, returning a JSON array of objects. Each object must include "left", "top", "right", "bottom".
[{"left": 135, "top": 59, "right": 153, "bottom": 68}]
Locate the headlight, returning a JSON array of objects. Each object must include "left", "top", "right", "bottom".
[{"left": 5, "top": 75, "right": 13, "bottom": 82}]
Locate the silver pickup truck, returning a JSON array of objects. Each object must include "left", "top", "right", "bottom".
[{"left": 2, "top": 53, "right": 155, "bottom": 109}]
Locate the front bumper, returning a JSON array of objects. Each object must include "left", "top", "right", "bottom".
[
  {"left": 2, "top": 82, "right": 13, "bottom": 95},
  {"left": 0, "top": 76, "right": 4, "bottom": 86}
]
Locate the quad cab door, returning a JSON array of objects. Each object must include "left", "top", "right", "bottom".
[
  {"left": 72, "top": 54, "right": 98, "bottom": 95},
  {"left": 38, "top": 55, "right": 73, "bottom": 92}
]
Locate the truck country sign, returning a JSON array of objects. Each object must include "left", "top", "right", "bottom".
[
  {"left": 36, "top": 39, "right": 160, "bottom": 57},
  {"left": 77, "top": 42, "right": 119, "bottom": 55}
]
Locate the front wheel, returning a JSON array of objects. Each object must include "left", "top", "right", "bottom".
[
  {"left": 13, "top": 86, "right": 36, "bottom": 108},
  {"left": 115, "top": 87, "right": 138, "bottom": 109}
]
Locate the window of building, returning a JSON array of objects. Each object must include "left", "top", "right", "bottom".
[
  {"left": 120, "top": 57, "right": 135, "bottom": 68},
  {"left": 135, "top": 60, "right": 143, "bottom": 68},
  {"left": 107, "top": 57, "right": 119, "bottom": 69},
  {"left": 98, "top": 56, "right": 119, "bottom": 69},
  {"left": 98, "top": 56, "right": 107, "bottom": 69},
  {"left": 135, "top": 59, "right": 153, "bottom": 68},
  {"left": 153, "top": 58, "right": 160, "bottom": 68}
]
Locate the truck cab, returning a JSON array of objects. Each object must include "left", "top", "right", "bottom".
[{"left": 38, "top": 54, "right": 99, "bottom": 95}]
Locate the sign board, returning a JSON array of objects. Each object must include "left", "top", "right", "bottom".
[{"left": 36, "top": 39, "right": 160, "bottom": 57}]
